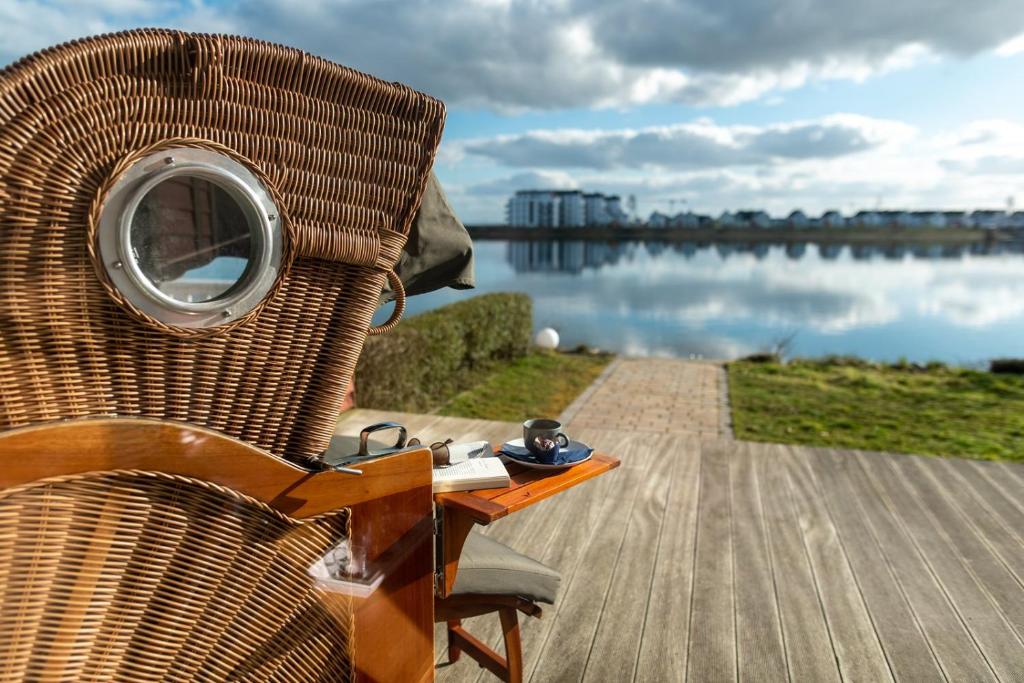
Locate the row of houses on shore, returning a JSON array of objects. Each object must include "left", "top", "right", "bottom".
[
  {"left": 504, "top": 189, "right": 1023, "bottom": 229},
  {"left": 506, "top": 189, "right": 630, "bottom": 227},
  {"left": 650, "top": 208, "right": 1022, "bottom": 230}
]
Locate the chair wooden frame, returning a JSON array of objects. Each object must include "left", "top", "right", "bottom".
[
  {"left": 435, "top": 594, "right": 543, "bottom": 683},
  {"left": 0, "top": 417, "right": 436, "bottom": 682}
]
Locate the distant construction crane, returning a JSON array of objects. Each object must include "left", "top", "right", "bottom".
[{"left": 668, "top": 198, "right": 687, "bottom": 214}]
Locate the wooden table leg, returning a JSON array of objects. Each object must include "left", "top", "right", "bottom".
[{"left": 441, "top": 509, "right": 476, "bottom": 597}]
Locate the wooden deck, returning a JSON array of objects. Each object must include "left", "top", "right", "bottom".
[{"left": 337, "top": 408, "right": 1024, "bottom": 682}]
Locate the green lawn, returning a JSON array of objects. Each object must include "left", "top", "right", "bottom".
[
  {"left": 439, "top": 350, "right": 612, "bottom": 422},
  {"left": 728, "top": 358, "right": 1024, "bottom": 461}
]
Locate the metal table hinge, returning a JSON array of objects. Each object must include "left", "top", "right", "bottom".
[
  {"left": 433, "top": 508, "right": 443, "bottom": 538},
  {"left": 433, "top": 504, "right": 445, "bottom": 595}
]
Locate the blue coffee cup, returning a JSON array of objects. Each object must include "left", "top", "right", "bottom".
[
  {"left": 523, "top": 419, "right": 570, "bottom": 463},
  {"left": 531, "top": 438, "right": 561, "bottom": 464}
]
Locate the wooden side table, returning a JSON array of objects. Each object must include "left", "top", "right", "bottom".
[
  {"left": 432, "top": 452, "right": 619, "bottom": 681},
  {"left": 433, "top": 453, "right": 620, "bottom": 598}
]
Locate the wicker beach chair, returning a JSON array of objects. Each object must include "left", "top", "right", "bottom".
[
  {"left": 0, "top": 465, "right": 356, "bottom": 682},
  {"left": 0, "top": 29, "right": 445, "bottom": 681},
  {"left": 0, "top": 28, "right": 445, "bottom": 463}
]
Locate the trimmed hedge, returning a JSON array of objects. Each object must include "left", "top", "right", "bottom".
[{"left": 355, "top": 293, "right": 532, "bottom": 412}]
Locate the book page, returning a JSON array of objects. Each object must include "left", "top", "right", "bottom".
[{"left": 433, "top": 456, "right": 510, "bottom": 492}]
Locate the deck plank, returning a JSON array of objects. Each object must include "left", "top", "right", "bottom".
[
  {"left": 953, "top": 459, "right": 1024, "bottom": 548},
  {"left": 782, "top": 445, "right": 894, "bottom": 682},
  {"left": 582, "top": 432, "right": 677, "bottom": 682},
  {"left": 882, "top": 455, "right": 1024, "bottom": 657},
  {"left": 730, "top": 441, "right": 788, "bottom": 681},
  {"left": 939, "top": 458, "right": 1024, "bottom": 571},
  {"left": 856, "top": 451, "right": 1024, "bottom": 681},
  {"left": 800, "top": 447, "right": 948, "bottom": 681},
  {"left": 527, "top": 435, "right": 653, "bottom": 682},
  {"left": 512, "top": 431, "right": 630, "bottom": 683},
  {"left": 686, "top": 439, "right": 736, "bottom": 682},
  {"left": 902, "top": 456, "right": 1024, "bottom": 605},
  {"left": 995, "top": 459, "right": 1024, "bottom": 490},
  {"left": 831, "top": 448, "right": 997, "bottom": 681},
  {"left": 757, "top": 445, "right": 841, "bottom": 682},
  {"left": 632, "top": 438, "right": 701, "bottom": 682}
]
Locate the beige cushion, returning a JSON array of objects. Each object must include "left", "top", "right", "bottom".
[{"left": 452, "top": 531, "right": 560, "bottom": 604}]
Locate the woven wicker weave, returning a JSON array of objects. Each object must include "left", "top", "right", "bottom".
[
  {"left": 0, "top": 29, "right": 445, "bottom": 461},
  {"left": 0, "top": 469, "right": 353, "bottom": 682}
]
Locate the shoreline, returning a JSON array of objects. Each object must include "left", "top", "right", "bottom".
[{"left": 467, "top": 224, "right": 1014, "bottom": 245}]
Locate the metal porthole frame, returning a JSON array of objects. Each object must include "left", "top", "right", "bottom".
[{"left": 89, "top": 139, "right": 294, "bottom": 337}]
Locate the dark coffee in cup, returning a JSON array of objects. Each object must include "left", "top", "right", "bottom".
[{"left": 523, "top": 418, "right": 570, "bottom": 463}]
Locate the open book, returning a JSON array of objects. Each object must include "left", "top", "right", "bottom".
[{"left": 433, "top": 456, "right": 511, "bottom": 493}]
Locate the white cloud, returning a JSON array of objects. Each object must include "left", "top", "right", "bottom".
[
  {"left": 5, "top": 2, "right": 1023, "bottom": 224},
  {"left": 996, "top": 31, "right": 1024, "bottom": 56},
  {"left": 458, "top": 114, "right": 914, "bottom": 170},
  {"left": 466, "top": 171, "right": 579, "bottom": 195},
  {"left": 1, "top": 0, "right": 1022, "bottom": 110},
  {"left": 937, "top": 119, "right": 1024, "bottom": 149},
  {"left": 444, "top": 114, "right": 1024, "bottom": 221},
  {"left": 0, "top": 1, "right": 231, "bottom": 68}
]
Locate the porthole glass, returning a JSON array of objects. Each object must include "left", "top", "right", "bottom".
[
  {"left": 97, "top": 147, "right": 283, "bottom": 330},
  {"left": 129, "top": 177, "right": 255, "bottom": 304}
]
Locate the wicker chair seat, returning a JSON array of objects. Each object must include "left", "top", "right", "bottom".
[{"left": 0, "top": 469, "right": 353, "bottom": 682}]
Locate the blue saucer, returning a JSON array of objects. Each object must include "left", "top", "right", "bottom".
[{"left": 499, "top": 438, "right": 594, "bottom": 470}]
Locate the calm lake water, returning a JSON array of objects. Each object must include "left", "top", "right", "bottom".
[{"left": 385, "top": 239, "right": 1024, "bottom": 365}]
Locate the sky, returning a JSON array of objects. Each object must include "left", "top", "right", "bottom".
[{"left": 2, "top": 0, "right": 1024, "bottom": 223}]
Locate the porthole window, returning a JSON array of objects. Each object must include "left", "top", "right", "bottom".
[{"left": 97, "top": 147, "right": 283, "bottom": 329}]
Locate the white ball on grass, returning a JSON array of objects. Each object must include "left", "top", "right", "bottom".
[{"left": 535, "top": 328, "right": 560, "bottom": 350}]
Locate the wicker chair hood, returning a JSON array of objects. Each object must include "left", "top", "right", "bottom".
[{"left": 0, "top": 30, "right": 445, "bottom": 460}]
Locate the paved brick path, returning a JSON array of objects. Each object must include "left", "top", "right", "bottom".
[{"left": 560, "top": 357, "right": 730, "bottom": 437}]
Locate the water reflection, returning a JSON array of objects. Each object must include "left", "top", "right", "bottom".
[
  {"left": 506, "top": 241, "right": 639, "bottom": 274},
  {"left": 397, "top": 239, "right": 1024, "bottom": 364},
  {"left": 506, "top": 240, "right": 1024, "bottom": 272}
]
